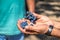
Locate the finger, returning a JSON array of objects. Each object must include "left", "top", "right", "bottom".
[
  {"left": 17, "top": 19, "right": 40, "bottom": 34},
  {"left": 22, "top": 18, "right": 31, "bottom": 25},
  {"left": 22, "top": 29, "right": 39, "bottom": 34},
  {"left": 18, "top": 19, "right": 22, "bottom": 24},
  {"left": 25, "top": 25, "right": 39, "bottom": 32},
  {"left": 36, "top": 18, "right": 53, "bottom": 25},
  {"left": 17, "top": 19, "right": 27, "bottom": 33},
  {"left": 17, "top": 19, "right": 32, "bottom": 33},
  {"left": 17, "top": 23, "right": 24, "bottom": 33},
  {"left": 24, "top": 19, "right": 31, "bottom": 25},
  {"left": 33, "top": 13, "right": 48, "bottom": 20}
]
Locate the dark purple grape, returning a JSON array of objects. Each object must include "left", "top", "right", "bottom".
[
  {"left": 20, "top": 21, "right": 28, "bottom": 29},
  {"left": 26, "top": 12, "right": 37, "bottom": 24},
  {"left": 20, "top": 12, "right": 37, "bottom": 29}
]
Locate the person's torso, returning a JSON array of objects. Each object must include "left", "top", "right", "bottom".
[{"left": 0, "top": 0, "right": 26, "bottom": 35}]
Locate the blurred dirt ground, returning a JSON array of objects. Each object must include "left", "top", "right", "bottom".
[{"left": 24, "top": 0, "right": 60, "bottom": 40}]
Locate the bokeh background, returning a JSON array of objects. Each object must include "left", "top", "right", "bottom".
[{"left": 25, "top": 0, "right": 60, "bottom": 40}]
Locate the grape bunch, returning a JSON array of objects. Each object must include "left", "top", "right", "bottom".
[
  {"left": 26, "top": 12, "right": 37, "bottom": 24},
  {"left": 20, "top": 21, "right": 28, "bottom": 29},
  {"left": 20, "top": 12, "right": 37, "bottom": 29}
]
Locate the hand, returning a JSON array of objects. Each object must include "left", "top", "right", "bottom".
[
  {"left": 17, "top": 19, "right": 39, "bottom": 34},
  {"left": 32, "top": 12, "right": 53, "bottom": 25},
  {"left": 17, "top": 13, "right": 53, "bottom": 34},
  {"left": 33, "top": 12, "right": 60, "bottom": 29},
  {"left": 17, "top": 18, "right": 49, "bottom": 34}
]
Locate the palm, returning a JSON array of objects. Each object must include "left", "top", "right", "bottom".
[
  {"left": 17, "top": 13, "right": 53, "bottom": 34},
  {"left": 36, "top": 16, "right": 53, "bottom": 25},
  {"left": 33, "top": 13, "right": 53, "bottom": 25}
]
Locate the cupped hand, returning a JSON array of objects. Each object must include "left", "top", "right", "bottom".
[
  {"left": 17, "top": 13, "right": 54, "bottom": 34},
  {"left": 17, "top": 19, "right": 39, "bottom": 34}
]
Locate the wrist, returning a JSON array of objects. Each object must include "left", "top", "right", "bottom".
[
  {"left": 28, "top": 11, "right": 35, "bottom": 14},
  {"left": 51, "top": 27, "right": 60, "bottom": 37},
  {"left": 29, "top": 11, "right": 35, "bottom": 13},
  {"left": 45, "top": 25, "right": 54, "bottom": 36},
  {"left": 44, "top": 25, "right": 49, "bottom": 34},
  {"left": 51, "top": 28, "right": 56, "bottom": 36}
]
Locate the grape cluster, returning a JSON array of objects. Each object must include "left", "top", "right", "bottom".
[
  {"left": 20, "top": 12, "right": 37, "bottom": 29},
  {"left": 26, "top": 12, "right": 37, "bottom": 24},
  {"left": 20, "top": 21, "right": 28, "bottom": 29}
]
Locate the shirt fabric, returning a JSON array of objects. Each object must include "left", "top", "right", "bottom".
[{"left": 0, "top": 0, "right": 26, "bottom": 35}]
